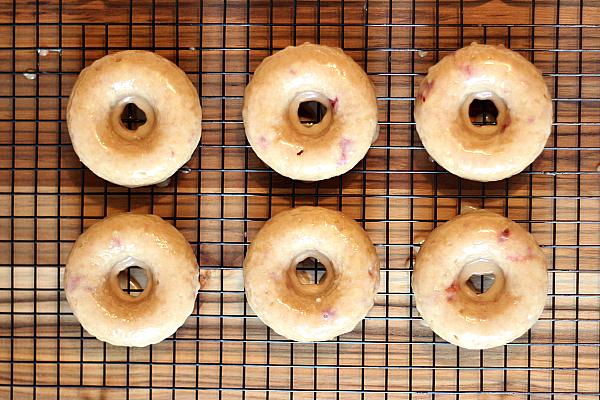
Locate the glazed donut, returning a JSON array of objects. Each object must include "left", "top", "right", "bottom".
[
  {"left": 67, "top": 50, "right": 202, "bottom": 187},
  {"left": 414, "top": 43, "right": 552, "bottom": 182},
  {"left": 243, "top": 207, "right": 380, "bottom": 341},
  {"left": 243, "top": 43, "right": 379, "bottom": 181},
  {"left": 412, "top": 209, "right": 548, "bottom": 349},
  {"left": 64, "top": 213, "right": 200, "bottom": 347}
]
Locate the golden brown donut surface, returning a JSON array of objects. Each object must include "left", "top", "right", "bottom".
[
  {"left": 414, "top": 43, "right": 552, "bottom": 182},
  {"left": 243, "top": 43, "right": 379, "bottom": 181},
  {"left": 412, "top": 209, "right": 548, "bottom": 349},
  {"left": 67, "top": 50, "right": 202, "bottom": 187},
  {"left": 64, "top": 213, "right": 200, "bottom": 347},
  {"left": 243, "top": 207, "right": 380, "bottom": 341}
]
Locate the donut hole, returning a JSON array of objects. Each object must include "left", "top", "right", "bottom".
[
  {"left": 466, "top": 273, "right": 496, "bottom": 294},
  {"left": 458, "top": 259, "right": 505, "bottom": 302},
  {"left": 298, "top": 101, "right": 328, "bottom": 127},
  {"left": 288, "top": 251, "right": 335, "bottom": 295},
  {"left": 469, "top": 99, "right": 498, "bottom": 126},
  {"left": 121, "top": 103, "right": 147, "bottom": 131},
  {"left": 296, "top": 257, "right": 328, "bottom": 285},
  {"left": 117, "top": 266, "right": 148, "bottom": 297},
  {"left": 111, "top": 96, "right": 156, "bottom": 141},
  {"left": 289, "top": 92, "right": 333, "bottom": 137}
]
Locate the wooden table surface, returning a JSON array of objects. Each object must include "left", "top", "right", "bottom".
[{"left": 0, "top": 0, "right": 599, "bottom": 399}]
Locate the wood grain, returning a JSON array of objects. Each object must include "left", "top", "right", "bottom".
[{"left": 0, "top": 0, "right": 599, "bottom": 399}]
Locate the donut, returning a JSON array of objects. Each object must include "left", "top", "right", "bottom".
[
  {"left": 242, "top": 43, "right": 379, "bottom": 181},
  {"left": 67, "top": 50, "right": 202, "bottom": 187},
  {"left": 64, "top": 213, "right": 200, "bottom": 347},
  {"left": 412, "top": 209, "right": 548, "bottom": 349},
  {"left": 414, "top": 43, "right": 552, "bottom": 182},
  {"left": 243, "top": 206, "right": 380, "bottom": 341}
]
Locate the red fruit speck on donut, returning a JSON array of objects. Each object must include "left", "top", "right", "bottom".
[
  {"left": 505, "top": 247, "right": 534, "bottom": 262},
  {"left": 445, "top": 281, "right": 458, "bottom": 293},
  {"left": 459, "top": 63, "right": 474, "bottom": 78},
  {"left": 111, "top": 237, "right": 122, "bottom": 248},
  {"left": 269, "top": 271, "right": 281, "bottom": 282},
  {"left": 66, "top": 275, "right": 83, "bottom": 292},
  {"left": 498, "top": 228, "right": 510, "bottom": 243},
  {"left": 500, "top": 115, "right": 512, "bottom": 133},
  {"left": 322, "top": 309, "right": 335, "bottom": 320},
  {"left": 338, "top": 138, "right": 354, "bottom": 166},
  {"left": 418, "top": 79, "right": 435, "bottom": 102},
  {"left": 258, "top": 136, "right": 268, "bottom": 150},
  {"left": 445, "top": 281, "right": 458, "bottom": 302}
]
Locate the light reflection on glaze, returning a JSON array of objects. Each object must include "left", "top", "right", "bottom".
[
  {"left": 278, "top": 138, "right": 303, "bottom": 154},
  {"left": 154, "top": 235, "right": 169, "bottom": 250},
  {"left": 111, "top": 78, "right": 135, "bottom": 92},
  {"left": 276, "top": 297, "right": 306, "bottom": 316},
  {"left": 464, "top": 75, "right": 496, "bottom": 87}
]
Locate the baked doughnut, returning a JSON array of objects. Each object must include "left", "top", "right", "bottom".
[
  {"left": 414, "top": 43, "right": 552, "bottom": 181},
  {"left": 412, "top": 209, "right": 548, "bottom": 349},
  {"left": 243, "top": 206, "right": 380, "bottom": 341},
  {"left": 64, "top": 213, "right": 200, "bottom": 347},
  {"left": 243, "top": 43, "right": 378, "bottom": 181},
  {"left": 67, "top": 50, "right": 202, "bottom": 187}
]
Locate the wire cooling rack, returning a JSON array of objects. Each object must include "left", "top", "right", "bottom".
[{"left": 1, "top": 0, "right": 599, "bottom": 399}]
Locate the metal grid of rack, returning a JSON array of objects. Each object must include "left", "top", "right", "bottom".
[{"left": 1, "top": 0, "right": 599, "bottom": 398}]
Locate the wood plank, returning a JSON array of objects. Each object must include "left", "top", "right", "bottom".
[{"left": 0, "top": 0, "right": 599, "bottom": 398}]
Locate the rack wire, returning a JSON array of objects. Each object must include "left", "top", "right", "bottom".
[{"left": 1, "top": 0, "right": 599, "bottom": 398}]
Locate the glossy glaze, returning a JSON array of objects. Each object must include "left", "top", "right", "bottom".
[
  {"left": 414, "top": 43, "right": 552, "bottom": 182},
  {"left": 64, "top": 213, "right": 200, "bottom": 347},
  {"left": 412, "top": 209, "right": 548, "bottom": 349},
  {"left": 243, "top": 207, "right": 380, "bottom": 341},
  {"left": 67, "top": 50, "right": 202, "bottom": 187},
  {"left": 243, "top": 43, "right": 378, "bottom": 181}
]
